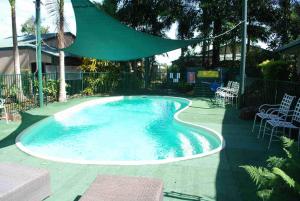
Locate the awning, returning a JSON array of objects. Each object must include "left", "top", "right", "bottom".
[{"left": 64, "top": 0, "right": 204, "bottom": 61}]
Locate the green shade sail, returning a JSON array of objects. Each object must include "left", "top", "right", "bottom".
[{"left": 65, "top": 0, "right": 204, "bottom": 61}]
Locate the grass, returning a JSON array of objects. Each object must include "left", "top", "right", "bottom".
[{"left": 0, "top": 96, "right": 282, "bottom": 201}]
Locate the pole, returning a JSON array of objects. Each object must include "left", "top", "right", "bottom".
[
  {"left": 36, "top": 0, "right": 44, "bottom": 107},
  {"left": 144, "top": 57, "right": 150, "bottom": 89},
  {"left": 240, "top": 0, "right": 247, "bottom": 95}
]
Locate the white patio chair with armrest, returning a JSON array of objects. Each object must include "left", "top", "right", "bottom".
[
  {"left": 252, "top": 93, "right": 295, "bottom": 138},
  {"left": 215, "top": 81, "right": 233, "bottom": 93},
  {"left": 262, "top": 98, "right": 300, "bottom": 150},
  {"left": 215, "top": 81, "right": 235, "bottom": 105},
  {"left": 216, "top": 82, "right": 239, "bottom": 107},
  {"left": 0, "top": 98, "right": 8, "bottom": 124}
]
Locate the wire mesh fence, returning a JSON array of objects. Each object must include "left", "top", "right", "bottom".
[
  {"left": 0, "top": 72, "right": 171, "bottom": 113},
  {"left": 1, "top": 72, "right": 299, "bottom": 113},
  {"left": 244, "top": 77, "right": 300, "bottom": 106}
]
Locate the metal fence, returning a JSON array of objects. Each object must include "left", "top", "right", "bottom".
[
  {"left": 0, "top": 72, "right": 171, "bottom": 113},
  {"left": 1, "top": 72, "right": 299, "bottom": 113},
  {"left": 244, "top": 77, "right": 300, "bottom": 106}
]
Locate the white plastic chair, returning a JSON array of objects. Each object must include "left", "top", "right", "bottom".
[
  {"left": 0, "top": 98, "right": 8, "bottom": 124},
  {"left": 262, "top": 98, "right": 300, "bottom": 149},
  {"left": 252, "top": 94, "right": 295, "bottom": 138}
]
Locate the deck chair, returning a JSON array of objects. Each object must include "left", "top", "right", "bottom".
[
  {"left": 0, "top": 98, "right": 8, "bottom": 124},
  {"left": 252, "top": 93, "right": 295, "bottom": 138},
  {"left": 262, "top": 98, "right": 300, "bottom": 149},
  {"left": 0, "top": 163, "right": 51, "bottom": 201}
]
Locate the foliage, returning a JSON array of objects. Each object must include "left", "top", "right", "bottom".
[
  {"left": 33, "top": 79, "right": 68, "bottom": 100},
  {"left": 21, "top": 16, "right": 49, "bottom": 35},
  {"left": 80, "top": 58, "right": 121, "bottom": 95},
  {"left": 241, "top": 137, "right": 300, "bottom": 201},
  {"left": 176, "top": 82, "right": 194, "bottom": 93},
  {"left": 258, "top": 59, "right": 295, "bottom": 81},
  {"left": 246, "top": 49, "right": 278, "bottom": 77}
]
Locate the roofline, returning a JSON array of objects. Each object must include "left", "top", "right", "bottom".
[
  {"left": 0, "top": 46, "right": 59, "bottom": 57},
  {"left": 0, "top": 45, "right": 77, "bottom": 58},
  {"left": 276, "top": 39, "right": 300, "bottom": 53}
]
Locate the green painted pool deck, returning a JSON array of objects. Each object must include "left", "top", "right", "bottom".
[{"left": 0, "top": 96, "right": 281, "bottom": 201}]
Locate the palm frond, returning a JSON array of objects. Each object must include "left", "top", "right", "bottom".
[
  {"left": 257, "top": 189, "right": 273, "bottom": 200},
  {"left": 281, "top": 136, "right": 294, "bottom": 149},
  {"left": 267, "top": 156, "right": 286, "bottom": 168},
  {"left": 272, "top": 167, "right": 300, "bottom": 194},
  {"left": 241, "top": 165, "right": 276, "bottom": 188}
]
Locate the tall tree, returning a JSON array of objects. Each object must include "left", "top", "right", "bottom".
[
  {"left": 8, "top": 0, "right": 26, "bottom": 101},
  {"left": 269, "top": 0, "right": 300, "bottom": 48},
  {"left": 8, "top": 0, "right": 21, "bottom": 75},
  {"left": 21, "top": 16, "right": 49, "bottom": 35},
  {"left": 46, "top": 0, "right": 67, "bottom": 102}
]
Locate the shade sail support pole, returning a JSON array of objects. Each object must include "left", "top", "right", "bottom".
[
  {"left": 240, "top": 0, "right": 247, "bottom": 95},
  {"left": 35, "top": 0, "right": 44, "bottom": 107}
]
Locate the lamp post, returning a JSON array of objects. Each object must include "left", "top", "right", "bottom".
[
  {"left": 240, "top": 0, "right": 247, "bottom": 96},
  {"left": 35, "top": 0, "right": 44, "bottom": 107}
]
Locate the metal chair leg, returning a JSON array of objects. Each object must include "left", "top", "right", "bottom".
[
  {"left": 258, "top": 118, "right": 266, "bottom": 138},
  {"left": 298, "top": 129, "right": 300, "bottom": 151},
  {"left": 252, "top": 114, "right": 258, "bottom": 133},
  {"left": 261, "top": 120, "right": 268, "bottom": 139},
  {"left": 268, "top": 127, "right": 276, "bottom": 149}
]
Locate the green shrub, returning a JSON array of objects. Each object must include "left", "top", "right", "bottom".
[
  {"left": 241, "top": 137, "right": 300, "bottom": 201},
  {"left": 176, "top": 82, "right": 194, "bottom": 93},
  {"left": 258, "top": 60, "right": 292, "bottom": 80}
]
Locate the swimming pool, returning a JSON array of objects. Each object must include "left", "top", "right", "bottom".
[{"left": 16, "top": 96, "right": 224, "bottom": 165}]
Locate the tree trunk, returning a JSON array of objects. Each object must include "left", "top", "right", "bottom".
[
  {"left": 247, "top": 20, "right": 251, "bottom": 53},
  {"left": 58, "top": 0, "right": 67, "bottom": 102},
  {"left": 231, "top": 37, "right": 237, "bottom": 61},
  {"left": 11, "top": 6, "right": 20, "bottom": 75},
  {"left": 58, "top": 51, "right": 66, "bottom": 102},
  {"left": 212, "top": 19, "right": 222, "bottom": 67},
  {"left": 202, "top": 40, "right": 207, "bottom": 68},
  {"left": 11, "top": 2, "right": 26, "bottom": 102}
]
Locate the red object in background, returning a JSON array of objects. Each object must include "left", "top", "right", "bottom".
[{"left": 187, "top": 72, "right": 196, "bottom": 84}]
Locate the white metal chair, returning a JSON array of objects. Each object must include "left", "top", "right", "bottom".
[
  {"left": 262, "top": 98, "right": 300, "bottom": 150},
  {"left": 216, "top": 81, "right": 239, "bottom": 108},
  {"left": 252, "top": 94, "right": 295, "bottom": 138},
  {"left": 0, "top": 98, "right": 8, "bottom": 124},
  {"left": 215, "top": 81, "right": 233, "bottom": 93}
]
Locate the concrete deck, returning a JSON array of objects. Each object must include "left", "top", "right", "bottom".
[{"left": 0, "top": 96, "right": 281, "bottom": 201}]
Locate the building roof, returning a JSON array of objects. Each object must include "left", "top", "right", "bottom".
[
  {"left": 276, "top": 38, "right": 300, "bottom": 53},
  {"left": 0, "top": 33, "right": 75, "bottom": 57}
]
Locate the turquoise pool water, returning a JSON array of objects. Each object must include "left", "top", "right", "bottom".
[{"left": 17, "top": 96, "right": 223, "bottom": 164}]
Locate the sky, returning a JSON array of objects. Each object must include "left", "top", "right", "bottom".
[{"left": 0, "top": 0, "right": 181, "bottom": 64}]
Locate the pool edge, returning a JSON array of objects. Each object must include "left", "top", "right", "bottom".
[{"left": 15, "top": 95, "right": 225, "bottom": 166}]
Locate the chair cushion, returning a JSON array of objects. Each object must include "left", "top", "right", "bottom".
[{"left": 0, "top": 163, "right": 51, "bottom": 201}]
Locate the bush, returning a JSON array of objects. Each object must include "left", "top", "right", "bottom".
[
  {"left": 241, "top": 137, "right": 300, "bottom": 201},
  {"left": 176, "top": 82, "right": 194, "bottom": 93},
  {"left": 246, "top": 49, "right": 278, "bottom": 77},
  {"left": 258, "top": 60, "right": 292, "bottom": 81}
]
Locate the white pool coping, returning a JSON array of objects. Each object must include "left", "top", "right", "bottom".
[{"left": 16, "top": 95, "right": 225, "bottom": 166}]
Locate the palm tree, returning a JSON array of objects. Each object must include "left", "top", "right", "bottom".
[
  {"left": 8, "top": 0, "right": 21, "bottom": 75},
  {"left": 8, "top": 0, "right": 25, "bottom": 101},
  {"left": 46, "top": 0, "right": 67, "bottom": 102}
]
